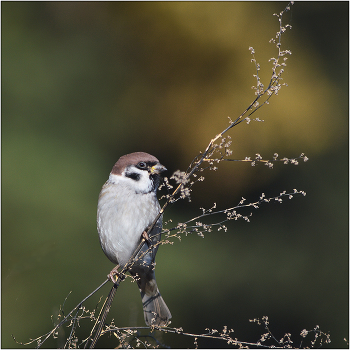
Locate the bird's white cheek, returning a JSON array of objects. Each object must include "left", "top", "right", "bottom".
[
  {"left": 109, "top": 172, "right": 153, "bottom": 194},
  {"left": 132, "top": 172, "right": 154, "bottom": 193}
]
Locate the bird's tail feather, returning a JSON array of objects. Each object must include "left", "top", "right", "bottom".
[
  {"left": 142, "top": 290, "right": 172, "bottom": 326},
  {"left": 138, "top": 273, "right": 172, "bottom": 326}
]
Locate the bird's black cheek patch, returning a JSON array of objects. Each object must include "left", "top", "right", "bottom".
[{"left": 125, "top": 172, "right": 141, "bottom": 181}]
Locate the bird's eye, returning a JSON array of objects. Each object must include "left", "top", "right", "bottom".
[{"left": 138, "top": 161, "right": 147, "bottom": 169}]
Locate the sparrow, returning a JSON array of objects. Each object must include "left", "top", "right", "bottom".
[{"left": 97, "top": 152, "right": 172, "bottom": 326}]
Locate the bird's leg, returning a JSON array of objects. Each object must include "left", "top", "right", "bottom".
[
  {"left": 107, "top": 265, "right": 120, "bottom": 284},
  {"left": 141, "top": 229, "right": 151, "bottom": 244}
]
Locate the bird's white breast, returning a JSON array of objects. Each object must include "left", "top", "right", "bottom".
[{"left": 97, "top": 176, "right": 161, "bottom": 267}]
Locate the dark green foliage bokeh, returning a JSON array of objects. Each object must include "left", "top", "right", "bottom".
[{"left": 2, "top": 2, "right": 348, "bottom": 348}]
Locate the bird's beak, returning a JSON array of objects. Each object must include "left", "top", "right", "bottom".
[{"left": 151, "top": 163, "right": 167, "bottom": 174}]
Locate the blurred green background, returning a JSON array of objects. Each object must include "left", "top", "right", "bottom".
[{"left": 2, "top": 1, "right": 348, "bottom": 348}]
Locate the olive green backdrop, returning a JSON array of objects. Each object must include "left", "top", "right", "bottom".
[{"left": 2, "top": 2, "right": 348, "bottom": 348}]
